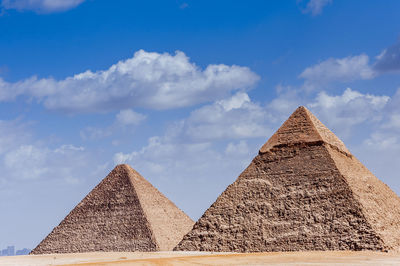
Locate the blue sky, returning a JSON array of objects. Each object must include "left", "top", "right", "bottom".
[{"left": 1, "top": 0, "right": 400, "bottom": 250}]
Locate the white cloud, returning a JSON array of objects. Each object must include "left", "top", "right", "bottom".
[
  {"left": 308, "top": 88, "right": 389, "bottom": 136},
  {"left": 80, "top": 110, "right": 146, "bottom": 141},
  {"left": 218, "top": 91, "right": 251, "bottom": 111},
  {"left": 267, "top": 86, "right": 304, "bottom": 120},
  {"left": 1, "top": 0, "right": 85, "bottom": 12},
  {"left": 2, "top": 143, "right": 95, "bottom": 183},
  {"left": 363, "top": 88, "right": 400, "bottom": 149},
  {"left": 172, "top": 87, "right": 390, "bottom": 144},
  {"left": 0, "top": 50, "right": 259, "bottom": 113},
  {"left": 225, "top": 140, "right": 249, "bottom": 156},
  {"left": 175, "top": 87, "right": 391, "bottom": 145},
  {"left": 114, "top": 136, "right": 214, "bottom": 172},
  {"left": 54, "top": 144, "right": 85, "bottom": 154},
  {"left": 4, "top": 145, "right": 48, "bottom": 179},
  {"left": 0, "top": 118, "right": 32, "bottom": 155},
  {"left": 310, "top": 88, "right": 388, "bottom": 110},
  {"left": 364, "top": 132, "right": 400, "bottom": 151},
  {"left": 116, "top": 109, "right": 146, "bottom": 126},
  {"left": 0, "top": 117, "right": 103, "bottom": 184},
  {"left": 184, "top": 92, "right": 272, "bottom": 141},
  {"left": 383, "top": 113, "right": 400, "bottom": 130},
  {"left": 114, "top": 137, "right": 254, "bottom": 178},
  {"left": 299, "top": 41, "right": 400, "bottom": 89},
  {"left": 80, "top": 126, "right": 113, "bottom": 141},
  {"left": 0, "top": 76, "right": 57, "bottom": 101},
  {"left": 299, "top": 54, "right": 375, "bottom": 90},
  {"left": 300, "top": 0, "right": 332, "bottom": 16}
]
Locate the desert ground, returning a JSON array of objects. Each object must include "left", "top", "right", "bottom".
[{"left": 1, "top": 251, "right": 400, "bottom": 266}]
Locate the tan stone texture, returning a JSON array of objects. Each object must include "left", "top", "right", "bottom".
[
  {"left": 31, "top": 164, "right": 194, "bottom": 254},
  {"left": 175, "top": 106, "right": 400, "bottom": 252},
  {"left": 259, "top": 106, "right": 349, "bottom": 155},
  {"left": 326, "top": 147, "right": 400, "bottom": 252}
]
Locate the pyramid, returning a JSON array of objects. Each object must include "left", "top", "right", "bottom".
[
  {"left": 175, "top": 106, "right": 400, "bottom": 252},
  {"left": 31, "top": 164, "right": 194, "bottom": 254}
]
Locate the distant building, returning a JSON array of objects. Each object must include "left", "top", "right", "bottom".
[
  {"left": 16, "top": 248, "right": 31, "bottom": 255},
  {"left": 7, "top": 246, "right": 15, "bottom": 256},
  {"left": 0, "top": 246, "right": 15, "bottom": 256},
  {"left": 0, "top": 246, "right": 31, "bottom": 256}
]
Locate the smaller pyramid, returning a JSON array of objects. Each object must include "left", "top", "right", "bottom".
[{"left": 31, "top": 164, "right": 194, "bottom": 254}]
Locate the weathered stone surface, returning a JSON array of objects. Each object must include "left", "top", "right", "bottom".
[
  {"left": 31, "top": 164, "right": 194, "bottom": 254},
  {"left": 326, "top": 146, "right": 400, "bottom": 251},
  {"left": 175, "top": 106, "right": 400, "bottom": 252}
]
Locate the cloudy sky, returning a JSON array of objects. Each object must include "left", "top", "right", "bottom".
[{"left": 1, "top": 0, "right": 400, "bottom": 250}]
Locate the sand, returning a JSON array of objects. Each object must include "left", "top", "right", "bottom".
[{"left": 1, "top": 251, "right": 400, "bottom": 265}]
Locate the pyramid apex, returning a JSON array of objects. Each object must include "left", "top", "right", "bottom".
[
  {"left": 112, "top": 164, "right": 139, "bottom": 175},
  {"left": 259, "top": 106, "right": 350, "bottom": 154},
  {"left": 296, "top": 105, "right": 313, "bottom": 114},
  {"left": 114, "top": 163, "right": 131, "bottom": 169}
]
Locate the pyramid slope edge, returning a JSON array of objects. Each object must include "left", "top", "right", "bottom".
[
  {"left": 123, "top": 164, "right": 195, "bottom": 251},
  {"left": 326, "top": 146, "right": 400, "bottom": 251}
]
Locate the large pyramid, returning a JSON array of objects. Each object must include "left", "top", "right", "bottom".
[
  {"left": 31, "top": 164, "right": 194, "bottom": 254},
  {"left": 175, "top": 106, "right": 400, "bottom": 252}
]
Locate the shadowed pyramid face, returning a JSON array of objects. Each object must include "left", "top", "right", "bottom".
[
  {"left": 175, "top": 106, "right": 400, "bottom": 253},
  {"left": 31, "top": 164, "right": 194, "bottom": 254}
]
